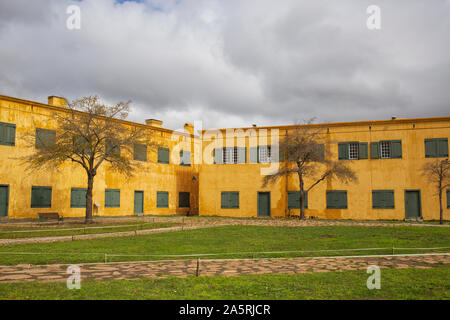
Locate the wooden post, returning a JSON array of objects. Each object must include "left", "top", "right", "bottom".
[
  {"left": 196, "top": 258, "right": 200, "bottom": 277},
  {"left": 104, "top": 253, "right": 107, "bottom": 263}
]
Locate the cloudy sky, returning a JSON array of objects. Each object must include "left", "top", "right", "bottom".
[{"left": 0, "top": 0, "right": 449, "bottom": 130}]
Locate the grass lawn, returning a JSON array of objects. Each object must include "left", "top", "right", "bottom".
[
  {"left": 0, "top": 267, "right": 448, "bottom": 300},
  {"left": 0, "top": 225, "right": 449, "bottom": 265},
  {"left": 0, "top": 222, "right": 179, "bottom": 239}
]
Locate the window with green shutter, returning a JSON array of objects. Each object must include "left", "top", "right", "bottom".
[
  {"left": 134, "top": 143, "right": 147, "bottom": 161},
  {"left": 0, "top": 122, "right": 16, "bottom": 146},
  {"left": 71, "top": 188, "right": 87, "bottom": 208},
  {"left": 221, "top": 191, "right": 239, "bottom": 209},
  {"left": 338, "top": 142, "right": 368, "bottom": 160},
  {"left": 425, "top": 138, "right": 448, "bottom": 158},
  {"left": 31, "top": 186, "right": 52, "bottom": 208},
  {"left": 326, "top": 191, "right": 347, "bottom": 209},
  {"left": 180, "top": 150, "right": 191, "bottom": 166},
  {"left": 106, "top": 139, "right": 120, "bottom": 157},
  {"left": 35, "top": 128, "right": 56, "bottom": 149},
  {"left": 105, "top": 189, "right": 120, "bottom": 208},
  {"left": 179, "top": 192, "right": 190, "bottom": 208},
  {"left": 158, "top": 147, "right": 170, "bottom": 164},
  {"left": 372, "top": 190, "right": 395, "bottom": 209},
  {"left": 287, "top": 191, "right": 308, "bottom": 209},
  {"left": 371, "top": 140, "right": 402, "bottom": 159},
  {"left": 157, "top": 191, "right": 169, "bottom": 208}
]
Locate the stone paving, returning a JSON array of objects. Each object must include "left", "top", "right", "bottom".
[{"left": 0, "top": 254, "right": 448, "bottom": 283}]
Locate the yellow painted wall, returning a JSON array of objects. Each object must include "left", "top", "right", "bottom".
[
  {"left": 198, "top": 119, "right": 450, "bottom": 220},
  {"left": 0, "top": 95, "right": 198, "bottom": 219},
  {"left": 1, "top": 94, "right": 449, "bottom": 221}
]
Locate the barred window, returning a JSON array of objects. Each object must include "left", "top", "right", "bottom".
[
  {"left": 259, "top": 146, "right": 272, "bottom": 163},
  {"left": 348, "top": 143, "right": 359, "bottom": 160},
  {"left": 223, "top": 147, "right": 238, "bottom": 164},
  {"left": 380, "top": 141, "right": 391, "bottom": 159}
]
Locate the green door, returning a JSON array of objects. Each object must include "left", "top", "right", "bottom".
[
  {"left": 0, "top": 186, "right": 8, "bottom": 217},
  {"left": 405, "top": 190, "right": 421, "bottom": 219},
  {"left": 257, "top": 192, "right": 270, "bottom": 217},
  {"left": 134, "top": 191, "right": 144, "bottom": 214}
]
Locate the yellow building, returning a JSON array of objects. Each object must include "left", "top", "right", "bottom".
[
  {"left": 0, "top": 94, "right": 449, "bottom": 221},
  {"left": 0, "top": 94, "right": 199, "bottom": 219}
]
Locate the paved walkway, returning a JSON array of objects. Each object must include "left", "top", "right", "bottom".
[{"left": 0, "top": 254, "right": 448, "bottom": 283}]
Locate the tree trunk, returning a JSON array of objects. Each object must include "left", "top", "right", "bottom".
[
  {"left": 85, "top": 173, "right": 95, "bottom": 224},
  {"left": 439, "top": 189, "right": 443, "bottom": 225},
  {"left": 298, "top": 171, "right": 305, "bottom": 220}
]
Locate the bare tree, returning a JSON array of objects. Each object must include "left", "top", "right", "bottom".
[
  {"left": 421, "top": 158, "right": 450, "bottom": 224},
  {"left": 263, "top": 122, "right": 357, "bottom": 219},
  {"left": 22, "top": 96, "right": 152, "bottom": 223}
]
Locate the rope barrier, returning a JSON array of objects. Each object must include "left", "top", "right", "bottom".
[
  {"left": 0, "top": 222, "right": 156, "bottom": 234},
  {"left": 0, "top": 246, "right": 449, "bottom": 259}
]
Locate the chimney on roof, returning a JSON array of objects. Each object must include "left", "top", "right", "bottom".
[
  {"left": 48, "top": 96, "right": 67, "bottom": 108},
  {"left": 184, "top": 123, "right": 194, "bottom": 135},
  {"left": 145, "top": 119, "right": 163, "bottom": 128}
]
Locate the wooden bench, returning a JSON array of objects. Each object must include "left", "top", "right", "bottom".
[{"left": 38, "top": 212, "right": 63, "bottom": 224}]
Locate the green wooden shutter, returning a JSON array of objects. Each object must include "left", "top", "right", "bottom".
[
  {"left": 372, "top": 191, "right": 382, "bottom": 209},
  {"left": 156, "top": 191, "right": 168, "bottom": 208},
  {"left": 134, "top": 144, "right": 147, "bottom": 161},
  {"left": 237, "top": 147, "right": 247, "bottom": 163},
  {"left": 221, "top": 192, "right": 228, "bottom": 208},
  {"left": 370, "top": 142, "right": 380, "bottom": 159},
  {"left": 71, "top": 188, "right": 87, "bottom": 208},
  {"left": 288, "top": 191, "right": 308, "bottom": 209},
  {"left": 232, "top": 192, "right": 239, "bottom": 208},
  {"left": 385, "top": 190, "right": 395, "bottom": 208},
  {"left": 31, "top": 186, "right": 52, "bottom": 208},
  {"left": 317, "top": 144, "right": 325, "bottom": 160},
  {"left": 447, "top": 190, "right": 450, "bottom": 209},
  {"left": 158, "top": 147, "right": 170, "bottom": 164},
  {"left": 438, "top": 138, "right": 448, "bottom": 157},
  {"left": 105, "top": 189, "right": 120, "bottom": 208},
  {"left": 249, "top": 146, "right": 259, "bottom": 163},
  {"left": 0, "top": 122, "right": 16, "bottom": 146},
  {"left": 390, "top": 140, "right": 402, "bottom": 158},
  {"left": 214, "top": 148, "right": 223, "bottom": 164},
  {"left": 35, "top": 128, "right": 56, "bottom": 149},
  {"left": 359, "top": 142, "right": 368, "bottom": 159},
  {"left": 425, "top": 139, "right": 437, "bottom": 158},
  {"left": 106, "top": 139, "right": 120, "bottom": 157},
  {"left": 338, "top": 143, "right": 349, "bottom": 160},
  {"left": 327, "top": 191, "right": 347, "bottom": 209}
]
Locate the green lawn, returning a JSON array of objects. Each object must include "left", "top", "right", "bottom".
[
  {"left": 0, "top": 267, "right": 448, "bottom": 300},
  {"left": 0, "top": 225, "right": 449, "bottom": 265},
  {"left": 0, "top": 222, "right": 179, "bottom": 239}
]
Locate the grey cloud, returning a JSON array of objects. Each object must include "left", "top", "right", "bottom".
[{"left": 0, "top": 0, "right": 448, "bottom": 130}]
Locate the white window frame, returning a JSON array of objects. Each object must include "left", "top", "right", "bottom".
[
  {"left": 380, "top": 141, "right": 391, "bottom": 159},
  {"left": 223, "top": 147, "right": 238, "bottom": 164},
  {"left": 348, "top": 143, "right": 359, "bottom": 160},
  {"left": 259, "top": 146, "right": 272, "bottom": 163}
]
